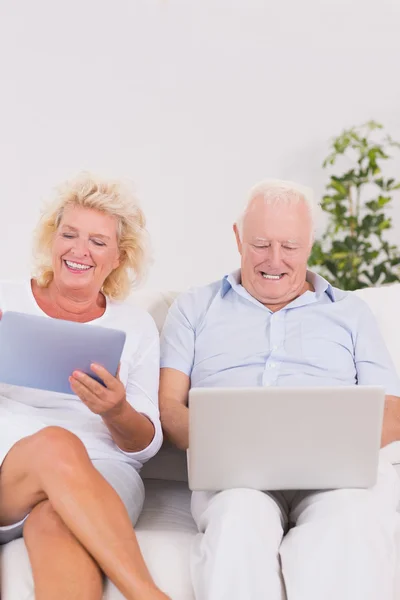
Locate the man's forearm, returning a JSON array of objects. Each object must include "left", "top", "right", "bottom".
[
  {"left": 161, "top": 403, "right": 189, "bottom": 451},
  {"left": 381, "top": 395, "right": 400, "bottom": 447}
]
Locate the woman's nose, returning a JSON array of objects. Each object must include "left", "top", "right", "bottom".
[{"left": 70, "top": 238, "right": 89, "bottom": 257}]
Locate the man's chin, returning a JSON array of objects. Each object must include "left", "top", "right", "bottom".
[{"left": 259, "top": 277, "right": 287, "bottom": 292}]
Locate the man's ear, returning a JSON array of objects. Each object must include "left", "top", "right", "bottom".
[
  {"left": 307, "top": 232, "right": 315, "bottom": 260},
  {"left": 233, "top": 223, "right": 243, "bottom": 254}
]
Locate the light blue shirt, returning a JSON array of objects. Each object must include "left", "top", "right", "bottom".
[{"left": 160, "top": 270, "right": 400, "bottom": 395}]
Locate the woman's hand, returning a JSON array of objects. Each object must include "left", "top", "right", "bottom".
[
  {"left": 70, "top": 363, "right": 155, "bottom": 452},
  {"left": 69, "top": 364, "right": 127, "bottom": 417}
]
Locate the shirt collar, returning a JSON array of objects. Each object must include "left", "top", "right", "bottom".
[
  {"left": 306, "top": 270, "right": 335, "bottom": 301},
  {"left": 221, "top": 269, "right": 336, "bottom": 302},
  {"left": 221, "top": 269, "right": 241, "bottom": 297}
]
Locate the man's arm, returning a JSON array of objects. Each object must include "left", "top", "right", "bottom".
[
  {"left": 159, "top": 368, "right": 190, "bottom": 451},
  {"left": 352, "top": 299, "right": 400, "bottom": 447},
  {"left": 159, "top": 290, "right": 199, "bottom": 451},
  {"left": 382, "top": 395, "right": 400, "bottom": 447}
]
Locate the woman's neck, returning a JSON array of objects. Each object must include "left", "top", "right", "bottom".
[{"left": 31, "top": 279, "right": 106, "bottom": 322}]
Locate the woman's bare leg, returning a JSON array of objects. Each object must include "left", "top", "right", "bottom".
[
  {"left": 0, "top": 427, "right": 169, "bottom": 600},
  {"left": 24, "top": 500, "right": 103, "bottom": 600}
]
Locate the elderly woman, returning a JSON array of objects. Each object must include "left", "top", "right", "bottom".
[{"left": 0, "top": 173, "right": 169, "bottom": 600}]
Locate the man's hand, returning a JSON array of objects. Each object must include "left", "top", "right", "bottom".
[
  {"left": 69, "top": 363, "right": 127, "bottom": 418},
  {"left": 381, "top": 395, "right": 400, "bottom": 447}
]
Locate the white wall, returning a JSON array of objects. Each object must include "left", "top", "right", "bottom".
[{"left": 1, "top": 0, "right": 399, "bottom": 291}]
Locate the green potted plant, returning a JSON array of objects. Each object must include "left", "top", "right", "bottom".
[{"left": 309, "top": 121, "right": 400, "bottom": 290}]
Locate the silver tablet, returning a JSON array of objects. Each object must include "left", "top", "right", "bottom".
[{"left": 0, "top": 311, "right": 126, "bottom": 395}]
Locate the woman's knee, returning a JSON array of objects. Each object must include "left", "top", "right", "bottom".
[
  {"left": 29, "top": 427, "right": 90, "bottom": 472},
  {"left": 23, "top": 500, "right": 64, "bottom": 541}
]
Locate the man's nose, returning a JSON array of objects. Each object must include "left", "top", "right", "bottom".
[{"left": 267, "top": 244, "right": 282, "bottom": 268}]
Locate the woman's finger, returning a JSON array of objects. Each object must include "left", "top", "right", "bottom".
[
  {"left": 71, "top": 370, "right": 106, "bottom": 397},
  {"left": 90, "top": 363, "right": 118, "bottom": 389},
  {"left": 69, "top": 376, "right": 101, "bottom": 407}
]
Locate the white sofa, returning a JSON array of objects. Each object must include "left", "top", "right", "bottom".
[{"left": 2, "top": 284, "right": 400, "bottom": 600}]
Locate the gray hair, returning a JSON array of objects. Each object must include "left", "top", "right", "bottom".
[{"left": 236, "top": 179, "right": 317, "bottom": 240}]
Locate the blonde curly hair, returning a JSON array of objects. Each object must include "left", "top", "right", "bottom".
[{"left": 33, "top": 172, "right": 151, "bottom": 300}]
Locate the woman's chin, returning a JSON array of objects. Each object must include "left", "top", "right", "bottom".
[{"left": 57, "top": 272, "right": 93, "bottom": 290}]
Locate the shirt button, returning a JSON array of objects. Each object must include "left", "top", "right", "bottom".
[
  {"left": 272, "top": 345, "right": 278, "bottom": 351},
  {"left": 270, "top": 363, "right": 276, "bottom": 369}
]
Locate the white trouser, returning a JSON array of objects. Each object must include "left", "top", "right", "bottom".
[{"left": 191, "top": 457, "right": 400, "bottom": 600}]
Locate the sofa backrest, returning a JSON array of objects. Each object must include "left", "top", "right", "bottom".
[
  {"left": 133, "top": 283, "right": 400, "bottom": 481},
  {"left": 353, "top": 284, "right": 400, "bottom": 375}
]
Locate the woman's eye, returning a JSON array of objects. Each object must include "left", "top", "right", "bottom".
[
  {"left": 62, "top": 233, "right": 74, "bottom": 239},
  {"left": 91, "top": 239, "right": 105, "bottom": 247}
]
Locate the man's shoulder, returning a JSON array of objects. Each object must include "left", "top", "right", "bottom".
[
  {"left": 171, "top": 278, "right": 224, "bottom": 322},
  {"left": 329, "top": 284, "right": 376, "bottom": 321}
]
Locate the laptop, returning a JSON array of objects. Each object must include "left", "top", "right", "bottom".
[
  {"left": 188, "top": 386, "right": 385, "bottom": 491},
  {"left": 0, "top": 311, "right": 126, "bottom": 395}
]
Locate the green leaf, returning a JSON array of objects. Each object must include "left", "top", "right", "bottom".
[
  {"left": 365, "top": 120, "right": 383, "bottom": 131},
  {"left": 378, "top": 219, "right": 391, "bottom": 231},
  {"left": 377, "top": 195, "right": 392, "bottom": 208},
  {"left": 328, "top": 179, "right": 349, "bottom": 197},
  {"left": 317, "top": 121, "right": 400, "bottom": 289}
]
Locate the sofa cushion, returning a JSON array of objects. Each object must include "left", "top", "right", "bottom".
[
  {"left": 130, "top": 289, "right": 178, "bottom": 334},
  {"left": 353, "top": 284, "right": 400, "bottom": 376},
  {"left": 133, "top": 480, "right": 196, "bottom": 600},
  {"left": 141, "top": 442, "right": 188, "bottom": 482}
]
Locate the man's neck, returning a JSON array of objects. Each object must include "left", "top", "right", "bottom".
[{"left": 265, "top": 279, "right": 314, "bottom": 313}]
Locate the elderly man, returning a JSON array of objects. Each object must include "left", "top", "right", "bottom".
[{"left": 159, "top": 179, "right": 400, "bottom": 600}]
